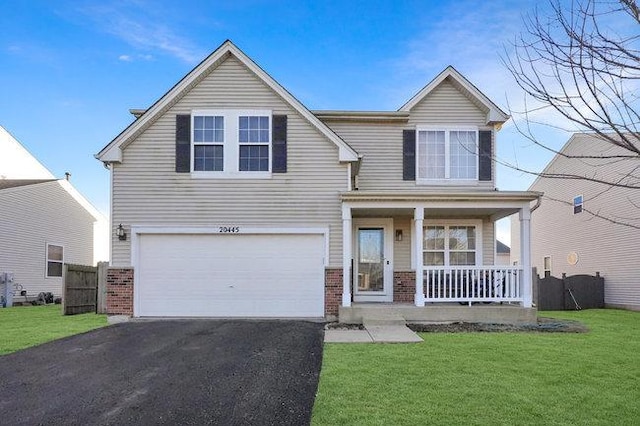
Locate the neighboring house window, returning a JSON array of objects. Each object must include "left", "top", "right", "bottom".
[
  {"left": 417, "top": 128, "right": 477, "bottom": 181},
  {"left": 543, "top": 256, "right": 551, "bottom": 278},
  {"left": 193, "top": 115, "right": 224, "bottom": 171},
  {"left": 46, "top": 244, "right": 64, "bottom": 278},
  {"left": 191, "top": 110, "right": 271, "bottom": 175},
  {"left": 239, "top": 116, "right": 270, "bottom": 171},
  {"left": 424, "top": 225, "right": 477, "bottom": 266},
  {"left": 573, "top": 195, "right": 583, "bottom": 214}
]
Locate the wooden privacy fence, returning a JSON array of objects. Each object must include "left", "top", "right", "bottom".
[
  {"left": 537, "top": 272, "right": 604, "bottom": 310},
  {"left": 63, "top": 262, "right": 108, "bottom": 315}
]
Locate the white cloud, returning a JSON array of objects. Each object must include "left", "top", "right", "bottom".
[
  {"left": 118, "top": 53, "right": 154, "bottom": 62},
  {"left": 76, "top": 1, "right": 204, "bottom": 64}
]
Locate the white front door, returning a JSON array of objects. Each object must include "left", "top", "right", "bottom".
[{"left": 353, "top": 219, "right": 393, "bottom": 302}]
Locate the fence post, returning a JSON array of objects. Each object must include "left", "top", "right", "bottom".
[
  {"left": 97, "top": 262, "right": 108, "bottom": 314},
  {"left": 532, "top": 267, "right": 538, "bottom": 308}
]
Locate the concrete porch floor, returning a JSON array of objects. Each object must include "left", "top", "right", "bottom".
[{"left": 339, "top": 302, "right": 537, "bottom": 325}]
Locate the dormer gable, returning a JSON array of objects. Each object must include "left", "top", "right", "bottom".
[{"left": 399, "top": 66, "right": 509, "bottom": 126}]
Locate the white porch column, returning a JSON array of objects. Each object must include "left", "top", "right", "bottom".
[
  {"left": 519, "top": 204, "right": 533, "bottom": 308},
  {"left": 414, "top": 207, "right": 425, "bottom": 307},
  {"left": 342, "top": 205, "right": 352, "bottom": 306}
]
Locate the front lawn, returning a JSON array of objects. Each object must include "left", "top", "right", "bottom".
[
  {"left": 0, "top": 305, "right": 107, "bottom": 355},
  {"left": 313, "top": 309, "right": 640, "bottom": 425}
]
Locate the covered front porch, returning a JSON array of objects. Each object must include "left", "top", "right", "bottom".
[{"left": 339, "top": 191, "right": 540, "bottom": 324}]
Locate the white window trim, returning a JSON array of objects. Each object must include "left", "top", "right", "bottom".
[
  {"left": 423, "top": 219, "right": 483, "bottom": 266},
  {"left": 573, "top": 194, "right": 583, "bottom": 214},
  {"left": 415, "top": 126, "right": 479, "bottom": 184},
  {"left": 190, "top": 109, "right": 272, "bottom": 178},
  {"left": 45, "top": 243, "right": 64, "bottom": 279},
  {"left": 543, "top": 255, "right": 552, "bottom": 276}
]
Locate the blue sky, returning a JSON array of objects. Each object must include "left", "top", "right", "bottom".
[{"left": 1, "top": 0, "right": 575, "bottom": 243}]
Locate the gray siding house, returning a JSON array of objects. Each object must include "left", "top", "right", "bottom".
[
  {"left": 511, "top": 133, "right": 640, "bottom": 311},
  {"left": 0, "top": 126, "right": 108, "bottom": 299},
  {"left": 97, "top": 40, "right": 539, "bottom": 322}
]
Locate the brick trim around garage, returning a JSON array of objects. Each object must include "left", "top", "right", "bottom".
[
  {"left": 325, "top": 268, "right": 343, "bottom": 318},
  {"left": 106, "top": 268, "right": 134, "bottom": 316}
]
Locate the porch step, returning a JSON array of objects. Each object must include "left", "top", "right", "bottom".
[{"left": 362, "top": 313, "right": 406, "bottom": 327}]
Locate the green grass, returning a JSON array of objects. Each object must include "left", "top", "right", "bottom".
[
  {"left": 312, "top": 309, "right": 640, "bottom": 426},
  {"left": 0, "top": 304, "right": 108, "bottom": 355}
]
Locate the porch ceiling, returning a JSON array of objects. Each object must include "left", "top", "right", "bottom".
[
  {"left": 344, "top": 190, "right": 541, "bottom": 221},
  {"left": 350, "top": 207, "right": 520, "bottom": 220}
]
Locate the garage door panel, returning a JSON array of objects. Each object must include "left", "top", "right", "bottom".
[{"left": 136, "top": 233, "right": 324, "bottom": 317}]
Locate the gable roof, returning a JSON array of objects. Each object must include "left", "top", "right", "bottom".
[
  {"left": 0, "top": 179, "right": 56, "bottom": 190},
  {"left": 527, "top": 132, "right": 636, "bottom": 191},
  {"left": 0, "top": 126, "right": 55, "bottom": 180},
  {"left": 0, "top": 178, "right": 105, "bottom": 222},
  {"left": 398, "top": 66, "right": 509, "bottom": 126},
  {"left": 96, "top": 40, "right": 359, "bottom": 163},
  {"left": 496, "top": 240, "right": 511, "bottom": 254}
]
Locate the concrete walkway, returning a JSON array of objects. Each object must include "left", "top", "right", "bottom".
[{"left": 324, "top": 324, "right": 423, "bottom": 343}]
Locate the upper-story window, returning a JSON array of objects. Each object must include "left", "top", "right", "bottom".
[
  {"left": 573, "top": 195, "right": 583, "bottom": 214},
  {"left": 193, "top": 115, "right": 224, "bottom": 171},
  {"left": 417, "top": 127, "right": 478, "bottom": 181},
  {"left": 191, "top": 110, "right": 271, "bottom": 176},
  {"left": 239, "top": 116, "right": 270, "bottom": 171}
]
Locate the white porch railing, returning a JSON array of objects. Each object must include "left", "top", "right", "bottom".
[{"left": 423, "top": 266, "right": 523, "bottom": 305}]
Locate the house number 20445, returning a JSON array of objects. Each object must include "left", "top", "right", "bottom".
[{"left": 219, "top": 226, "right": 240, "bottom": 233}]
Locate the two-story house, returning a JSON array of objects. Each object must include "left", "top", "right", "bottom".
[
  {"left": 511, "top": 133, "right": 640, "bottom": 311},
  {"left": 96, "top": 40, "right": 539, "bottom": 323}
]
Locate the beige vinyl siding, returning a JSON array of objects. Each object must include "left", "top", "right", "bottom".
[
  {"left": 325, "top": 78, "right": 495, "bottom": 191},
  {"left": 522, "top": 134, "right": 640, "bottom": 309},
  {"left": 0, "top": 181, "right": 96, "bottom": 297},
  {"left": 112, "top": 56, "right": 347, "bottom": 267},
  {"left": 393, "top": 216, "right": 413, "bottom": 270},
  {"left": 407, "top": 78, "right": 487, "bottom": 125}
]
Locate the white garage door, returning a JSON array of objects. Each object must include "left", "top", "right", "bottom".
[{"left": 136, "top": 233, "right": 325, "bottom": 317}]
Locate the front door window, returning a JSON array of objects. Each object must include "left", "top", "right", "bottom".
[{"left": 358, "top": 228, "right": 384, "bottom": 292}]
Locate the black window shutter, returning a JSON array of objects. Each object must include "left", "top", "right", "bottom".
[
  {"left": 403, "top": 130, "right": 416, "bottom": 181},
  {"left": 478, "top": 130, "right": 492, "bottom": 181},
  {"left": 272, "top": 115, "right": 287, "bottom": 173},
  {"left": 175, "top": 114, "right": 191, "bottom": 173}
]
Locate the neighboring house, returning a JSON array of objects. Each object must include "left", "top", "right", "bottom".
[
  {"left": 496, "top": 240, "right": 511, "bottom": 266},
  {"left": 0, "top": 126, "right": 108, "bottom": 298},
  {"left": 96, "top": 40, "right": 539, "bottom": 321},
  {"left": 511, "top": 133, "right": 640, "bottom": 311}
]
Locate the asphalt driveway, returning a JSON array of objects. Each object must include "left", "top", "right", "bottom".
[{"left": 0, "top": 320, "right": 324, "bottom": 425}]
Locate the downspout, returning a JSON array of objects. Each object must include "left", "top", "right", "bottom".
[{"left": 530, "top": 195, "right": 542, "bottom": 213}]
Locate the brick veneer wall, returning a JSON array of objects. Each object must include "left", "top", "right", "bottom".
[
  {"left": 325, "top": 268, "right": 343, "bottom": 317},
  {"left": 394, "top": 271, "right": 416, "bottom": 303},
  {"left": 106, "top": 268, "right": 134, "bottom": 316}
]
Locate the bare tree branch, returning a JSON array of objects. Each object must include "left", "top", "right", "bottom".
[{"left": 502, "top": 0, "right": 640, "bottom": 157}]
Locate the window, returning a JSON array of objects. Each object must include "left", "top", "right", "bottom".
[
  {"left": 239, "top": 116, "right": 270, "bottom": 171},
  {"left": 191, "top": 110, "right": 271, "bottom": 175},
  {"left": 424, "top": 225, "right": 477, "bottom": 266},
  {"left": 417, "top": 128, "right": 477, "bottom": 181},
  {"left": 543, "top": 256, "right": 551, "bottom": 277},
  {"left": 573, "top": 195, "right": 583, "bottom": 214},
  {"left": 193, "top": 115, "right": 224, "bottom": 171},
  {"left": 46, "top": 244, "right": 63, "bottom": 278}
]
